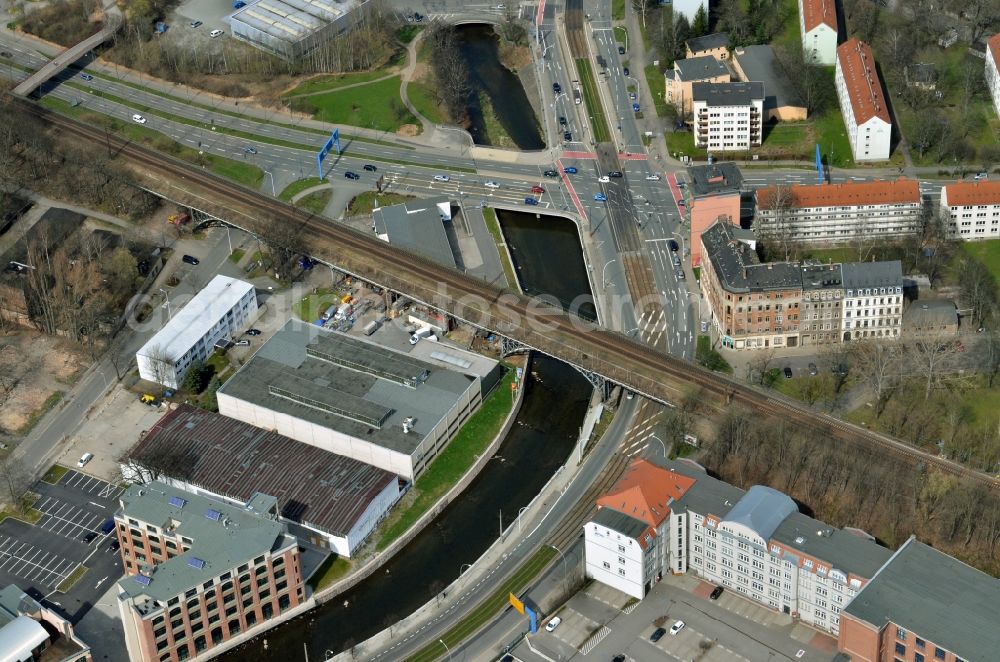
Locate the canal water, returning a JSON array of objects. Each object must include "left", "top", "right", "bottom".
[
  {"left": 499, "top": 210, "right": 598, "bottom": 322},
  {"left": 222, "top": 215, "right": 594, "bottom": 659},
  {"left": 456, "top": 24, "right": 544, "bottom": 150}
]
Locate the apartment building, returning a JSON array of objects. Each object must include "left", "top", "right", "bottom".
[
  {"left": 665, "top": 56, "right": 731, "bottom": 117},
  {"left": 585, "top": 459, "right": 893, "bottom": 638},
  {"left": 685, "top": 32, "right": 729, "bottom": 61},
  {"left": 941, "top": 180, "right": 1000, "bottom": 239},
  {"left": 798, "top": 0, "right": 837, "bottom": 65},
  {"left": 699, "top": 219, "right": 803, "bottom": 350},
  {"left": 835, "top": 39, "right": 892, "bottom": 161},
  {"left": 686, "top": 162, "right": 744, "bottom": 267},
  {"left": 799, "top": 264, "right": 844, "bottom": 346},
  {"left": 838, "top": 537, "right": 1000, "bottom": 662},
  {"left": 701, "top": 219, "right": 904, "bottom": 348},
  {"left": 986, "top": 33, "right": 1000, "bottom": 117},
  {"left": 136, "top": 275, "right": 257, "bottom": 389},
  {"left": 692, "top": 82, "right": 765, "bottom": 151},
  {"left": 841, "top": 261, "right": 903, "bottom": 341},
  {"left": 754, "top": 179, "right": 923, "bottom": 244},
  {"left": 583, "top": 460, "right": 699, "bottom": 599},
  {"left": 115, "top": 482, "right": 308, "bottom": 662}
]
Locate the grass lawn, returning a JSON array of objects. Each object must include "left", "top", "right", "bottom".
[
  {"left": 293, "top": 287, "right": 342, "bottom": 322},
  {"left": 614, "top": 26, "right": 629, "bottom": 50},
  {"left": 41, "top": 464, "right": 69, "bottom": 484},
  {"left": 664, "top": 130, "right": 708, "bottom": 160},
  {"left": 644, "top": 64, "right": 668, "bottom": 118},
  {"left": 696, "top": 335, "right": 732, "bottom": 373},
  {"left": 772, "top": 0, "right": 802, "bottom": 49},
  {"left": 576, "top": 58, "right": 612, "bottom": 144},
  {"left": 612, "top": 0, "right": 625, "bottom": 21},
  {"left": 404, "top": 546, "right": 556, "bottom": 662},
  {"left": 295, "top": 189, "right": 332, "bottom": 215},
  {"left": 204, "top": 351, "right": 230, "bottom": 377},
  {"left": 208, "top": 159, "right": 265, "bottom": 189},
  {"left": 287, "top": 76, "right": 417, "bottom": 132},
  {"left": 309, "top": 556, "right": 352, "bottom": 591},
  {"left": 228, "top": 248, "right": 245, "bottom": 263},
  {"left": 813, "top": 106, "right": 856, "bottom": 168},
  {"left": 770, "top": 373, "right": 843, "bottom": 406},
  {"left": 396, "top": 24, "right": 423, "bottom": 44},
  {"left": 762, "top": 122, "right": 809, "bottom": 148},
  {"left": 407, "top": 80, "right": 445, "bottom": 125},
  {"left": 278, "top": 177, "right": 326, "bottom": 202},
  {"left": 347, "top": 191, "right": 415, "bottom": 216},
  {"left": 283, "top": 70, "right": 394, "bottom": 97},
  {"left": 56, "top": 565, "right": 86, "bottom": 593},
  {"left": 375, "top": 367, "right": 516, "bottom": 552},
  {"left": 961, "top": 240, "right": 1000, "bottom": 288},
  {"left": 482, "top": 207, "right": 518, "bottom": 288}
]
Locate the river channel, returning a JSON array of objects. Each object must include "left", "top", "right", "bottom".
[
  {"left": 222, "top": 213, "right": 594, "bottom": 659},
  {"left": 456, "top": 24, "right": 544, "bottom": 150}
]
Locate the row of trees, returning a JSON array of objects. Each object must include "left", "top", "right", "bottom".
[
  {"left": 712, "top": 0, "right": 793, "bottom": 48},
  {"left": 702, "top": 406, "right": 1000, "bottom": 575}
]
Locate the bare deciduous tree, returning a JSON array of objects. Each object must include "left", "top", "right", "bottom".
[
  {"left": 0, "top": 456, "right": 31, "bottom": 511},
  {"left": 849, "top": 339, "right": 901, "bottom": 417}
]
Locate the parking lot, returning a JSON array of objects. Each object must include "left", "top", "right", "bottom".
[
  {"left": 518, "top": 574, "right": 837, "bottom": 662},
  {"left": 0, "top": 469, "right": 124, "bottom": 621}
]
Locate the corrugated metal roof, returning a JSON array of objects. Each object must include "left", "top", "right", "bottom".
[{"left": 128, "top": 405, "right": 397, "bottom": 537}]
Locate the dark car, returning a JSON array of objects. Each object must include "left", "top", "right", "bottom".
[
  {"left": 543, "top": 169, "right": 559, "bottom": 177},
  {"left": 623, "top": 67, "right": 630, "bottom": 76},
  {"left": 564, "top": 166, "right": 578, "bottom": 174},
  {"left": 668, "top": 239, "right": 679, "bottom": 252},
  {"left": 553, "top": 82, "right": 562, "bottom": 94},
  {"left": 413, "top": 12, "right": 424, "bottom": 21},
  {"left": 524, "top": 197, "right": 538, "bottom": 206},
  {"left": 808, "top": 362, "right": 818, "bottom": 376},
  {"left": 83, "top": 532, "right": 98, "bottom": 543},
  {"left": 246, "top": 328, "right": 261, "bottom": 336},
  {"left": 0, "top": 51, "right": 12, "bottom": 58},
  {"left": 608, "top": 171, "right": 623, "bottom": 178},
  {"left": 710, "top": 585, "right": 724, "bottom": 600},
  {"left": 783, "top": 366, "right": 793, "bottom": 379},
  {"left": 79, "top": 73, "right": 94, "bottom": 81},
  {"left": 182, "top": 254, "right": 200, "bottom": 266},
  {"left": 563, "top": 131, "right": 572, "bottom": 141},
  {"left": 650, "top": 627, "right": 667, "bottom": 642},
  {"left": 613, "top": 656, "right": 626, "bottom": 662},
  {"left": 344, "top": 171, "right": 360, "bottom": 180},
  {"left": 363, "top": 164, "right": 377, "bottom": 172},
  {"left": 559, "top": 116, "right": 567, "bottom": 126},
  {"left": 108, "top": 540, "right": 120, "bottom": 553},
  {"left": 243, "top": 145, "right": 257, "bottom": 155},
  {"left": 100, "top": 518, "right": 116, "bottom": 534},
  {"left": 190, "top": 20, "right": 202, "bottom": 28},
  {"left": 618, "top": 45, "right": 625, "bottom": 54}
]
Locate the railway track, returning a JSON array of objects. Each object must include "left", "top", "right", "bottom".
[
  {"left": 547, "top": 451, "right": 631, "bottom": 551},
  {"left": 564, "top": 0, "right": 587, "bottom": 58},
  {"left": 15, "top": 96, "right": 998, "bottom": 491}
]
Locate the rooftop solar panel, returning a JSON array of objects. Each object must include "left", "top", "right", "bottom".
[
  {"left": 168, "top": 496, "right": 187, "bottom": 508},
  {"left": 187, "top": 557, "right": 206, "bottom": 570},
  {"left": 205, "top": 509, "right": 222, "bottom": 521}
]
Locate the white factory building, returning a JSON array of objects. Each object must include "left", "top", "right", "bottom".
[
  {"left": 136, "top": 275, "right": 257, "bottom": 389},
  {"left": 230, "top": 0, "right": 371, "bottom": 60},
  {"left": 216, "top": 320, "right": 502, "bottom": 481}
]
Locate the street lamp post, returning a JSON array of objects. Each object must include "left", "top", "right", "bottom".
[
  {"left": 158, "top": 288, "right": 171, "bottom": 318},
  {"left": 649, "top": 434, "right": 667, "bottom": 458},
  {"left": 460, "top": 563, "right": 472, "bottom": 576},
  {"left": 549, "top": 544, "right": 569, "bottom": 580},
  {"left": 263, "top": 170, "right": 276, "bottom": 196},
  {"left": 439, "top": 639, "right": 452, "bottom": 661},
  {"left": 602, "top": 259, "right": 617, "bottom": 287}
]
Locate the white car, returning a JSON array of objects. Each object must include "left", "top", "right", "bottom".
[
  {"left": 545, "top": 616, "right": 561, "bottom": 632},
  {"left": 131, "top": 114, "right": 147, "bottom": 124},
  {"left": 645, "top": 174, "right": 661, "bottom": 181},
  {"left": 434, "top": 175, "right": 450, "bottom": 182},
  {"left": 598, "top": 175, "right": 610, "bottom": 183},
  {"left": 209, "top": 29, "right": 224, "bottom": 38},
  {"left": 669, "top": 620, "right": 685, "bottom": 635},
  {"left": 484, "top": 181, "right": 501, "bottom": 189},
  {"left": 494, "top": 3, "right": 506, "bottom": 9}
]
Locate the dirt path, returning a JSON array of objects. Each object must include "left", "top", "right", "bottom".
[{"left": 398, "top": 35, "right": 434, "bottom": 136}]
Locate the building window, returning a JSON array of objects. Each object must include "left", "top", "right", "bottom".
[
  {"left": 896, "top": 643, "right": 906, "bottom": 656},
  {"left": 916, "top": 638, "right": 925, "bottom": 649},
  {"left": 934, "top": 649, "right": 945, "bottom": 661},
  {"left": 228, "top": 619, "right": 241, "bottom": 636},
  {"left": 914, "top": 654, "right": 924, "bottom": 662}
]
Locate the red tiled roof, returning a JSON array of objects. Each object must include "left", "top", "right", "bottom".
[
  {"left": 129, "top": 405, "right": 398, "bottom": 537},
  {"left": 757, "top": 179, "right": 919, "bottom": 209},
  {"left": 837, "top": 39, "right": 890, "bottom": 124},
  {"left": 596, "top": 459, "right": 696, "bottom": 528},
  {"left": 801, "top": 0, "right": 837, "bottom": 32},
  {"left": 943, "top": 180, "right": 1000, "bottom": 207},
  {"left": 988, "top": 33, "right": 1000, "bottom": 68}
]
